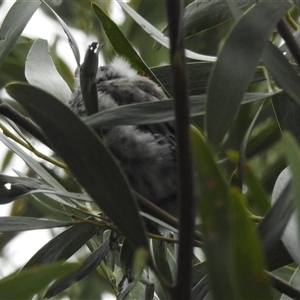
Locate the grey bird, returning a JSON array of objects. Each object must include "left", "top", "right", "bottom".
[{"left": 69, "top": 57, "right": 178, "bottom": 216}]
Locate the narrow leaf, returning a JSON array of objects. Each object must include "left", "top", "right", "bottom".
[
  {"left": 206, "top": 1, "right": 291, "bottom": 147},
  {"left": 0, "top": 262, "right": 78, "bottom": 300},
  {"left": 24, "top": 223, "right": 97, "bottom": 268},
  {"left": 85, "top": 92, "right": 277, "bottom": 130},
  {"left": 229, "top": 188, "right": 273, "bottom": 299},
  {"left": 40, "top": 0, "right": 80, "bottom": 66},
  {"left": 116, "top": 0, "right": 216, "bottom": 62},
  {"left": 190, "top": 126, "right": 234, "bottom": 299},
  {"left": 92, "top": 2, "right": 168, "bottom": 95},
  {"left": 44, "top": 238, "right": 110, "bottom": 298},
  {"left": 0, "top": 217, "right": 75, "bottom": 233},
  {"left": 0, "top": 1, "right": 40, "bottom": 66}
]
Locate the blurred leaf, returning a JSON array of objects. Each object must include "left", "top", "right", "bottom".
[
  {"left": 0, "top": 37, "right": 33, "bottom": 89},
  {"left": 85, "top": 92, "right": 277, "bottom": 130},
  {"left": 229, "top": 188, "right": 273, "bottom": 299},
  {"left": 0, "top": 262, "right": 78, "bottom": 300},
  {"left": 0, "top": 1, "right": 40, "bottom": 66},
  {"left": 6, "top": 83, "right": 149, "bottom": 252},
  {"left": 206, "top": 1, "right": 291, "bottom": 148},
  {"left": 0, "top": 216, "right": 75, "bottom": 233},
  {"left": 41, "top": 0, "right": 80, "bottom": 66},
  {"left": 271, "top": 168, "right": 300, "bottom": 268},
  {"left": 116, "top": 0, "right": 216, "bottom": 62},
  {"left": 25, "top": 38, "right": 71, "bottom": 103},
  {"left": 44, "top": 238, "right": 110, "bottom": 298},
  {"left": 282, "top": 134, "right": 300, "bottom": 264},
  {"left": 24, "top": 223, "right": 97, "bottom": 268},
  {"left": 190, "top": 126, "right": 234, "bottom": 299}
]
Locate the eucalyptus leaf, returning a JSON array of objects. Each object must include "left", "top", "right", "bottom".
[
  {"left": 206, "top": 1, "right": 291, "bottom": 147},
  {"left": 271, "top": 168, "right": 300, "bottom": 267},
  {"left": 44, "top": 238, "right": 110, "bottom": 298},
  {"left": 24, "top": 223, "right": 97, "bottom": 268},
  {"left": 85, "top": 92, "right": 277, "bottom": 130},
  {"left": 6, "top": 83, "right": 149, "bottom": 252},
  {"left": 116, "top": 0, "right": 216, "bottom": 62},
  {"left": 25, "top": 39, "right": 71, "bottom": 103},
  {"left": 92, "top": 2, "right": 167, "bottom": 93},
  {"left": 0, "top": 262, "right": 78, "bottom": 300},
  {"left": 0, "top": 1, "right": 40, "bottom": 66},
  {"left": 40, "top": 0, "right": 80, "bottom": 66},
  {"left": 0, "top": 216, "right": 75, "bottom": 233},
  {"left": 263, "top": 42, "right": 300, "bottom": 108}
]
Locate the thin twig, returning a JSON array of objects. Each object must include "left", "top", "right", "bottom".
[
  {"left": 165, "top": 0, "right": 195, "bottom": 299},
  {"left": 266, "top": 271, "right": 300, "bottom": 300}
]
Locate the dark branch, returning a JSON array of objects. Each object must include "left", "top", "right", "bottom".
[{"left": 165, "top": 0, "right": 195, "bottom": 299}]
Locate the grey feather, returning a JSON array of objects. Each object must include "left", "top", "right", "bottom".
[{"left": 69, "top": 57, "right": 178, "bottom": 216}]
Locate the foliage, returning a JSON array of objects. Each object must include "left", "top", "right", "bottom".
[{"left": 0, "top": 0, "right": 300, "bottom": 299}]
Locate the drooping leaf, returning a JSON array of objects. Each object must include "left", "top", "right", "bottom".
[
  {"left": 0, "top": 1, "right": 40, "bottom": 66},
  {"left": 206, "top": 1, "right": 291, "bottom": 148},
  {"left": 25, "top": 38, "right": 71, "bottom": 103}
]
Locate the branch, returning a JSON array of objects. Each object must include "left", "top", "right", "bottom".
[{"left": 165, "top": 0, "right": 195, "bottom": 299}]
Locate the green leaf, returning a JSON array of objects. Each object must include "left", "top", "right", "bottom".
[
  {"left": 190, "top": 126, "right": 234, "bottom": 299},
  {"left": 184, "top": 1, "right": 252, "bottom": 38},
  {"left": 25, "top": 39, "right": 71, "bottom": 103},
  {"left": 116, "top": 0, "right": 216, "bottom": 62},
  {"left": 0, "top": 1, "right": 40, "bottom": 66},
  {"left": 0, "top": 262, "right": 78, "bottom": 300},
  {"left": 91, "top": 2, "right": 168, "bottom": 95},
  {"left": 229, "top": 188, "right": 273, "bottom": 299},
  {"left": 44, "top": 238, "right": 111, "bottom": 298},
  {"left": 263, "top": 42, "right": 300, "bottom": 108},
  {"left": 6, "top": 83, "right": 149, "bottom": 252},
  {"left": 24, "top": 223, "right": 97, "bottom": 268},
  {"left": 0, "top": 217, "right": 75, "bottom": 233},
  {"left": 85, "top": 92, "right": 277, "bottom": 130},
  {"left": 206, "top": 1, "right": 291, "bottom": 148}
]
